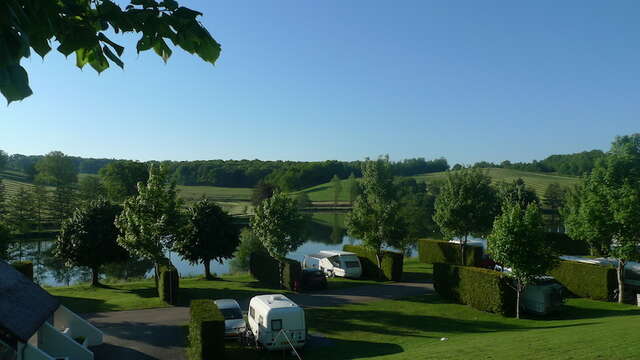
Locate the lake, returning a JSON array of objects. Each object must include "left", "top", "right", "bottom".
[{"left": 12, "top": 213, "right": 364, "bottom": 287}]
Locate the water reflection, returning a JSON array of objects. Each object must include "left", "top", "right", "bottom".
[{"left": 14, "top": 213, "right": 358, "bottom": 287}]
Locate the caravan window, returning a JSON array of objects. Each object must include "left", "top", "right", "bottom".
[
  {"left": 328, "top": 256, "right": 340, "bottom": 267},
  {"left": 249, "top": 306, "right": 255, "bottom": 319},
  {"left": 271, "top": 319, "right": 282, "bottom": 332}
]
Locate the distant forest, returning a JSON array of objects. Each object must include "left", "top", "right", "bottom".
[{"left": 4, "top": 148, "right": 604, "bottom": 191}]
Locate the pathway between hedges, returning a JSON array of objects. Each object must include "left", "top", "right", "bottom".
[{"left": 85, "top": 280, "right": 434, "bottom": 360}]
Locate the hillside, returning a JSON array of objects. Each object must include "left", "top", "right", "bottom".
[{"left": 295, "top": 168, "right": 580, "bottom": 203}]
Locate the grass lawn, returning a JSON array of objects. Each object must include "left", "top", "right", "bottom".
[
  {"left": 294, "top": 168, "right": 580, "bottom": 204},
  {"left": 230, "top": 295, "right": 640, "bottom": 360}
]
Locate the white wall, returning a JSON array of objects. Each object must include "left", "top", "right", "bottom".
[
  {"left": 37, "top": 322, "right": 93, "bottom": 360},
  {"left": 53, "top": 305, "right": 103, "bottom": 347}
]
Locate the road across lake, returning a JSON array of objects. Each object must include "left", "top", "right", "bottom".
[{"left": 86, "top": 280, "right": 434, "bottom": 360}]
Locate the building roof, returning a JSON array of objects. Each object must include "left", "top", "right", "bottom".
[{"left": 0, "top": 261, "right": 60, "bottom": 343}]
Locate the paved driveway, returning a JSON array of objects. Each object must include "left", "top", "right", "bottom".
[{"left": 86, "top": 281, "right": 434, "bottom": 360}]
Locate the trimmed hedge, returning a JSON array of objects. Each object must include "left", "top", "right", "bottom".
[
  {"left": 11, "top": 261, "right": 34, "bottom": 281},
  {"left": 417, "top": 239, "right": 483, "bottom": 266},
  {"left": 545, "top": 232, "right": 590, "bottom": 256},
  {"left": 188, "top": 300, "right": 225, "bottom": 360},
  {"left": 159, "top": 263, "right": 180, "bottom": 305},
  {"left": 249, "top": 252, "right": 302, "bottom": 290},
  {"left": 434, "top": 263, "right": 516, "bottom": 316},
  {"left": 342, "top": 245, "right": 403, "bottom": 281},
  {"left": 550, "top": 260, "right": 616, "bottom": 301}
]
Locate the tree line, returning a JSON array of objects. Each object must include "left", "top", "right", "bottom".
[{"left": 466, "top": 149, "right": 605, "bottom": 176}]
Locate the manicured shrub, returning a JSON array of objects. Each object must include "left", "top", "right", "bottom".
[
  {"left": 544, "top": 232, "right": 590, "bottom": 256},
  {"left": 433, "top": 263, "right": 516, "bottom": 316},
  {"left": 550, "top": 260, "right": 616, "bottom": 301},
  {"left": 249, "top": 252, "right": 302, "bottom": 290},
  {"left": 417, "top": 239, "right": 482, "bottom": 266},
  {"left": 158, "top": 263, "right": 179, "bottom": 305},
  {"left": 11, "top": 261, "right": 33, "bottom": 281},
  {"left": 342, "top": 245, "right": 403, "bottom": 281},
  {"left": 188, "top": 300, "right": 225, "bottom": 360}
]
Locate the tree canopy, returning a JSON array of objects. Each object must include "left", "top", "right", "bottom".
[
  {"left": 1, "top": 0, "right": 221, "bottom": 103},
  {"left": 488, "top": 202, "right": 557, "bottom": 318},
  {"left": 433, "top": 167, "right": 499, "bottom": 264},
  {"left": 251, "top": 191, "right": 306, "bottom": 262},
  {"left": 35, "top": 151, "right": 78, "bottom": 185},
  {"left": 115, "top": 165, "right": 183, "bottom": 282},
  {"left": 99, "top": 160, "right": 149, "bottom": 202},
  {"left": 346, "top": 156, "right": 407, "bottom": 266},
  {"left": 55, "top": 199, "right": 128, "bottom": 286},
  {"left": 173, "top": 198, "right": 240, "bottom": 280}
]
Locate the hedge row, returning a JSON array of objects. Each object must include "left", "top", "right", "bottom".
[
  {"left": 159, "top": 263, "right": 180, "bottom": 305},
  {"left": 188, "top": 300, "right": 225, "bottom": 360},
  {"left": 342, "top": 245, "right": 403, "bottom": 281},
  {"left": 249, "top": 252, "right": 301, "bottom": 290},
  {"left": 434, "top": 263, "right": 516, "bottom": 316},
  {"left": 11, "top": 261, "right": 34, "bottom": 281},
  {"left": 550, "top": 260, "right": 616, "bottom": 301},
  {"left": 545, "top": 232, "right": 590, "bottom": 256},
  {"left": 417, "top": 239, "right": 483, "bottom": 266}
]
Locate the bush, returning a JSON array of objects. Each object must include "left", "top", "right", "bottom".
[
  {"left": 550, "top": 260, "right": 616, "bottom": 301},
  {"left": 417, "top": 239, "right": 482, "bottom": 266},
  {"left": 158, "top": 263, "right": 179, "bottom": 305},
  {"left": 11, "top": 261, "right": 34, "bottom": 281},
  {"left": 545, "top": 232, "right": 590, "bottom": 256},
  {"left": 342, "top": 245, "right": 403, "bottom": 281},
  {"left": 188, "top": 300, "right": 225, "bottom": 360},
  {"left": 249, "top": 252, "right": 302, "bottom": 291},
  {"left": 434, "top": 263, "right": 516, "bottom": 316}
]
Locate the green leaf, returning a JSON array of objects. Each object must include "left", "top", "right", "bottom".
[
  {"left": 196, "top": 37, "right": 221, "bottom": 65},
  {"left": 0, "top": 64, "right": 33, "bottom": 104},
  {"left": 136, "top": 34, "right": 154, "bottom": 53},
  {"left": 89, "top": 48, "right": 109, "bottom": 73},
  {"left": 75, "top": 48, "right": 91, "bottom": 69},
  {"left": 153, "top": 38, "right": 172, "bottom": 63},
  {"left": 98, "top": 33, "right": 125, "bottom": 56},
  {"left": 103, "top": 46, "right": 124, "bottom": 69},
  {"left": 160, "top": 0, "right": 179, "bottom": 11}
]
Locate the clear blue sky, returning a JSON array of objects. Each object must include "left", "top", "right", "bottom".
[{"left": 2, "top": 0, "right": 638, "bottom": 165}]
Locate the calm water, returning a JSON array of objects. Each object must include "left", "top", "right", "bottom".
[{"left": 13, "top": 213, "right": 362, "bottom": 287}]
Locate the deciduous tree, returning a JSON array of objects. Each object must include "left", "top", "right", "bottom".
[
  {"left": 1, "top": 0, "right": 220, "bottom": 104},
  {"left": 173, "top": 199, "right": 240, "bottom": 280},
  {"left": 115, "top": 165, "right": 183, "bottom": 287},
  {"left": 55, "top": 199, "right": 128, "bottom": 286},
  {"left": 251, "top": 182, "right": 277, "bottom": 206},
  {"left": 433, "top": 167, "right": 499, "bottom": 265},
  {"left": 346, "top": 156, "right": 407, "bottom": 267},
  {"left": 543, "top": 183, "right": 566, "bottom": 231},
  {"left": 35, "top": 151, "right": 78, "bottom": 186},
  {"left": 99, "top": 160, "right": 149, "bottom": 202},
  {"left": 251, "top": 191, "right": 306, "bottom": 287},
  {"left": 488, "top": 202, "right": 557, "bottom": 318},
  {"left": 347, "top": 172, "right": 358, "bottom": 205},
  {"left": 497, "top": 178, "right": 539, "bottom": 209},
  {"left": 78, "top": 176, "right": 106, "bottom": 204},
  {"left": 331, "top": 174, "right": 342, "bottom": 205},
  {"left": 49, "top": 185, "right": 77, "bottom": 227}
]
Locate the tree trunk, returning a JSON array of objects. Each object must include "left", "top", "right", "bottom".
[
  {"left": 279, "top": 261, "right": 284, "bottom": 289},
  {"left": 460, "top": 235, "right": 467, "bottom": 266},
  {"left": 91, "top": 267, "right": 100, "bottom": 287},
  {"left": 204, "top": 259, "right": 212, "bottom": 280},
  {"left": 516, "top": 279, "right": 521, "bottom": 319},
  {"left": 617, "top": 259, "right": 625, "bottom": 304},
  {"left": 154, "top": 261, "right": 160, "bottom": 291}
]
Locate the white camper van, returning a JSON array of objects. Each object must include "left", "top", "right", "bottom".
[
  {"left": 303, "top": 250, "right": 362, "bottom": 278},
  {"left": 247, "top": 294, "right": 306, "bottom": 351}
]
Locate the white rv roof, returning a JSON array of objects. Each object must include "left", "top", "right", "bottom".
[
  {"left": 307, "top": 250, "right": 357, "bottom": 259},
  {"left": 252, "top": 294, "right": 300, "bottom": 310}
]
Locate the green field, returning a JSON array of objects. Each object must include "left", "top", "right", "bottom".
[{"left": 294, "top": 168, "right": 581, "bottom": 203}]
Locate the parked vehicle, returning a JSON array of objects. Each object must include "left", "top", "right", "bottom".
[
  {"left": 303, "top": 250, "right": 362, "bottom": 278},
  {"left": 521, "top": 277, "right": 564, "bottom": 315},
  {"left": 247, "top": 294, "right": 306, "bottom": 350},
  {"left": 300, "top": 269, "right": 328, "bottom": 290},
  {"left": 214, "top": 299, "right": 246, "bottom": 338}
]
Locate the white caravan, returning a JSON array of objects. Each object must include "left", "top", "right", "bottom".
[
  {"left": 303, "top": 250, "right": 362, "bottom": 278},
  {"left": 247, "top": 294, "right": 306, "bottom": 351}
]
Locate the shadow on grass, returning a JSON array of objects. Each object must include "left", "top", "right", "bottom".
[
  {"left": 402, "top": 271, "right": 433, "bottom": 283},
  {"left": 526, "top": 302, "right": 640, "bottom": 321},
  {"left": 56, "top": 296, "right": 119, "bottom": 314},
  {"left": 225, "top": 338, "right": 403, "bottom": 360},
  {"left": 307, "top": 303, "right": 595, "bottom": 339}
]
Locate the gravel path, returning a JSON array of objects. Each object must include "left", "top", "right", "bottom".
[{"left": 86, "top": 280, "right": 434, "bottom": 360}]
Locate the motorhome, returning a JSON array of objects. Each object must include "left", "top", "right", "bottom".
[
  {"left": 247, "top": 294, "right": 306, "bottom": 351},
  {"left": 303, "top": 250, "right": 362, "bottom": 278}
]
